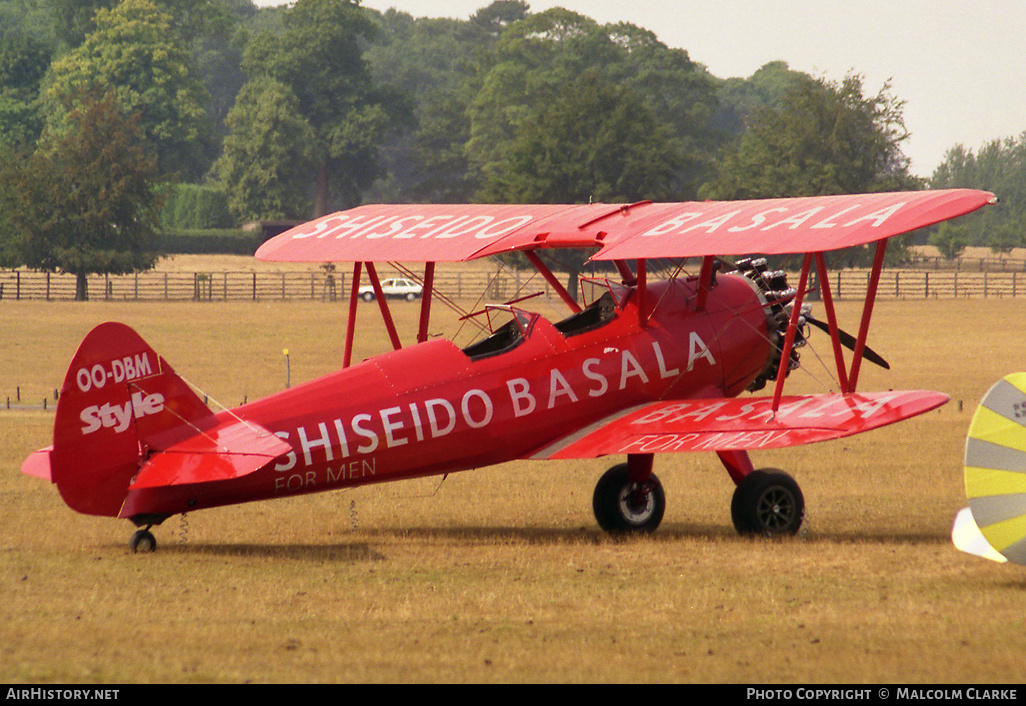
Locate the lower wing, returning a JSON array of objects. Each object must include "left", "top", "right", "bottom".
[{"left": 529, "top": 390, "right": 948, "bottom": 460}]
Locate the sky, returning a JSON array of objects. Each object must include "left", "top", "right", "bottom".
[{"left": 252, "top": 1, "right": 1026, "bottom": 180}]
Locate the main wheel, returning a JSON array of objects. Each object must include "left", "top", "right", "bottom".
[
  {"left": 361, "top": 291, "right": 375, "bottom": 302},
  {"left": 593, "top": 463, "right": 665, "bottom": 533},
  {"left": 731, "top": 469, "right": 804, "bottom": 536},
  {"left": 130, "top": 529, "right": 157, "bottom": 553}
]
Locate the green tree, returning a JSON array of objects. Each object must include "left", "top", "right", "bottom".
[
  {"left": 0, "top": 32, "right": 51, "bottom": 148},
  {"left": 215, "top": 76, "right": 315, "bottom": 221},
  {"left": 929, "top": 222, "right": 969, "bottom": 260},
  {"left": 700, "top": 73, "right": 920, "bottom": 266},
  {"left": 469, "top": 0, "right": 529, "bottom": 35},
  {"left": 701, "top": 72, "right": 920, "bottom": 201},
  {"left": 192, "top": 2, "right": 257, "bottom": 151},
  {"left": 481, "top": 70, "right": 685, "bottom": 204},
  {"left": 466, "top": 8, "right": 619, "bottom": 190},
  {"left": 365, "top": 8, "right": 506, "bottom": 202},
  {"left": 365, "top": 4, "right": 716, "bottom": 204},
  {"left": 0, "top": 0, "right": 56, "bottom": 43},
  {"left": 43, "top": 0, "right": 212, "bottom": 178},
  {"left": 0, "top": 90, "right": 162, "bottom": 300},
  {"left": 49, "top": 0, "right": 234, "bottom": 48},
  {"left": 241, "top": 0, "right": 410, "bottom": 215},
  {"left": 601, "top": 21, "right": 718, "bottom": 190},
  {"left": 986, "top": 221, "right": 1023, "bottom": 256},
  {"left": 466, "top": 7, "right": 716, "bottom": 202},
  {"left": 931, "top": 134, "right": 1026, "bottom": 254},
  {"left": 48, "top": 0, "right": 115, "bottom": 47},
  {"left": 712, "top": 61, "right": 807, "bottom": 137},
  {"left": 481, "top": 70, "right": 686, "bottom": 298}
]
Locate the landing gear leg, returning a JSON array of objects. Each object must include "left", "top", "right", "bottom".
[
  {"left": 717, "top": 449, "right": 754, "bottom": 484},
  {"left": 592, "top": 454, "right": 665, "bottom": 534}
]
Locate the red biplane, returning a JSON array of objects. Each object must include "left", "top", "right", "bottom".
[{"left": 22, "top": 189, "right": 996, "bottom": 551}]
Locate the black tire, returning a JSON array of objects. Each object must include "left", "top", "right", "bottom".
[
  {"left": 405, "top": 292, "right": 417, "bottom": 301},
  {"left": 731, "top": 469, "right": 804, "bottom": 536},
  {"left": 592, "top": 463, "right": 665, "bottom": 533},
  {"left": 130, "top": 529, "right": 157, "bottom": 553},
  {"left": 361, "top": 292, "right": 375, "bottom": 302}
]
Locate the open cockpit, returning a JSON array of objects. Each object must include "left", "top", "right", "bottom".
[{"left": 461, "top": 291, "right": 619, "bottom": 361}]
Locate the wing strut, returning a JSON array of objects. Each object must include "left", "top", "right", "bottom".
[
  {"left": 695, "top": 255, "right": 716, "bottom": 312},
  {"left": 813, "top": 252, "right": 850, "bottom": 391},
  {"left": 525, "top": 251, "right": 582, "bottom": 313},
  {"left": 417, "top": 262, "right": 435, "bottom": 344},
  {"left": 773, "top": 239, "right": 889, "bottom": 402},
  {"left": 636, "top": 258, "right": 648, "bottom": 326},
  {"left": 343, "top": 261, "right": 422, "bottom": 368},
  {"left": 810, "top": 239, "right": 888, "bottom": 392},
  {"left": 614, "top": 260, "right": 636, "bottom": 286},
  {"left": 365, "top": 262, "right": 403, "bottom": 352},
  {"left": 848, "top": 239, "right": 887, "bottom": 391},
  {"left": 343, "top": 261, "right": 362, "bottom": 368},
  {"left": 771, "top": 253, "right": 813, "bottom": 412}
]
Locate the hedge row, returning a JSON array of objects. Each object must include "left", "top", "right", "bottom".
[
  {"left": 159, "top": 183, "right": 234, "bottom": 230},
  {"left": 152, "top": 229, "right": 261, "bottom": 255}
]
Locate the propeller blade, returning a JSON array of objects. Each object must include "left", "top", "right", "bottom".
[{"left": 804, "top": 314, "right": 890, "bottom": 370}]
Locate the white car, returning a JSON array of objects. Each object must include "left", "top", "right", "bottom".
[{"left": 358, "top": 278, "right": 423, "bottom": 302}]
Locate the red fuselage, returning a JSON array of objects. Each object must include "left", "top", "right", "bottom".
[{"left": 122, "top": 274, "right": 772, "bottom": 517}]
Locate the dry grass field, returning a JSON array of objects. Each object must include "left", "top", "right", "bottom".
[{"left": 2, "top": 260, "right": 1025, "bottom": 683}]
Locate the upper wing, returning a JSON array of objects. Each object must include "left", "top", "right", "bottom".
[
  {"left": 527, "top": 390, "right": 949, "bottom": 460},
  {"left": 255, "top": 203, "right": 583, "bottom": 262},
  {"left": 255, "top": 189, "right": 995, "bottom": 263}
]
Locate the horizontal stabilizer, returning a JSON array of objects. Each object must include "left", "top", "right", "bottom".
[
  {"left": 530, "top": 390, "right": 949, "bottom": 460},
  {"left": 20, "top": 447, "right": 52, "bottom": 480},
  {"left": 130, "top": 418, "right": 291, "bottom": 490}
]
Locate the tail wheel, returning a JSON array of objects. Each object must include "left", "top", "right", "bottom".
[
  {"left": 130, "top": 529, "right": 157, "bottom": 553},
  {"left": 593, "top": 463, "right": 665, "bottom": 533},
  {"left": 731, "top": 469, "right": 804, "bottom": 536}
]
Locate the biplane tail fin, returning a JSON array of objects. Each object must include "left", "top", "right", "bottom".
[{"left": 31, "top": 322, "right": 217, "bottom": 518}]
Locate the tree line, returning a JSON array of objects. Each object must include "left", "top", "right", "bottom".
[{"left": 0, "top": 0, "right": 1020, "bottom": 298}]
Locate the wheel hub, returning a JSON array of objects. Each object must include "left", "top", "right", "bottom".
[
  {"left": 618, "top": 483, "right": 655, "bottom": 522},
  {"left": 757, "top": 488, "right": 795, "bottom": 530}
]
